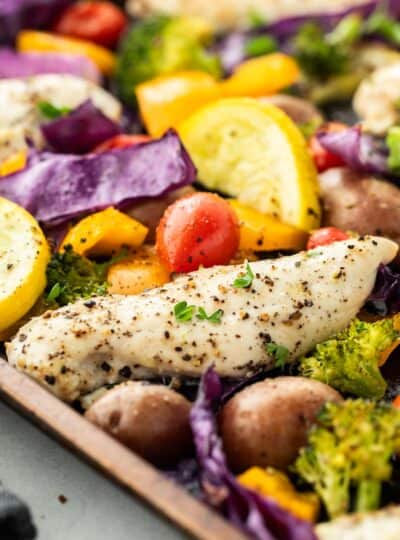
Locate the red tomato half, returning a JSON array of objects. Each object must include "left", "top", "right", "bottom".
[
  {"left": 309, "top": 122, "right": 347, "bottom": 173},
  {"left": 307, "top": 227, "right": 349, "bottom": 250},
  {"left": 53, "top": 1, "right": 127, "bottom": 48},
  {"left": 94, "top": 134, "right": 151, "bottom": 152},
  {"left": 156, "top": 193, "right": 240, "bottom": 273}
]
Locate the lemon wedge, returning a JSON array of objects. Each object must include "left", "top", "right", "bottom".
[
  {"left": 0, "top": 198, "right": 49, "bottom": 332},
  {"left": 179, "top": 98, "right": 321, "bottom": 231}
]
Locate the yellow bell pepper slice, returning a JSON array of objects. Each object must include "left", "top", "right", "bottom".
[
  {"left": 0, "top": 151, "right": 27, "bottom": 176},
  {"left": 221, "top": 53, "right": 300, "bottom": 98},
  {"left": 229, "top": 200, "right": 308, "bottom": 252},
  {"left": 238, "top": 467, "right": 320, "bottom": 523},
  {"left": 108, "top": 246, "right": 170, "bottom": 295},
  {"left": 136, "top": 54, "right": 299, "bottom": 137},
  {"left": 61, "top": 208, "right": 148, "bottom": 256},
  {"left": 17, "top": 31, "right": 116, "bottom": 76},
  {"left": 136, "top": 71, "right": 221, "bottom": 138}
]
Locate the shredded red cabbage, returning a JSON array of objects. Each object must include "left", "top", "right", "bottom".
[
  {"left": 190, "top": 367, "right": 317, "bottom": 540},
  {"left": 0, "top": 0, "right": 72, "bottom": 44},
  {"left": 0, "top": 48, "right": 101, "bottom": 82},
  {"left": 317, "top": 126, "right": 390, "bottom": 176},
  {"left": 366, "top": 264, "right": 400, "bottom": 316},
  {"left": 0, "top": 130, "right": 196, "bottom": 227},
  {"left": 41, "top": 100, "right": 122, "bottom": 154}
]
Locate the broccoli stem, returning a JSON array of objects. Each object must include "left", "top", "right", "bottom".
[{"left": 355, "top": 480, "right": 381, "bottom": 513}]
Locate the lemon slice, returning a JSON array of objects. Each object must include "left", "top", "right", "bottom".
[
  {"left": 179, "top": 98, "right": 320, "bottom": 231},
  {"left": 0, "top": 198, "right": 50, "bottom": 332}
]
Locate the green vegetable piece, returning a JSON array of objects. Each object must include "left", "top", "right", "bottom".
[
  {"left": 299, "top": 318, "right": 399, "bottom": 399},
  {"left": 38, "top": 101, "right": 72, "bottom": 120},
  {"left": 233, "top": 262, "right": 254, "bottom": 289},
  {"left": 174, "top": 301, "right": 196, "bottom": 322},
  {"left": 364, "top": 10, "right": 400, "bottom": 47},
  {"left": 386, "top": 126, "right": 400, "bottom": 175},
  {"left": 45, "top": 245, "right": 124, "bottom": 307},
  {"left": 327, "top": 14, "right": 363, "bottom": 46},
  {"left": 293, "top": 22, "right": 349, "bottom": 80},
  {"left": 245, "top": 35, "right": 277, "bottom": 58},
  {"left": 115, "top": 15, "right": 222, "bottom": 106},
  {"left": 265, "top": 342, "right": 289, "bottom": 369},
  {"left": 197, "top": 307, "right": 224, "bottom": 324},
  {"left": 294, "top": 399, "right": 400, "bottom": 518},
  {"left": 248, "top": 10, "right": 267, "bottom": 29}
]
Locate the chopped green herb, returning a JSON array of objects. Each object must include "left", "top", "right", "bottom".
[
  {"left": 46, "top": 282, "right": 63, "bottom": 302},
  {"left": 386, "top": 126, "right": 400, "bottom": 175},
  {"left": 174, "top": 301, "right": 196, "bottom": 322},
  {"left": 266, "top": 342, "right": 290, "bottom": 369},
  {"left": 364, "top": 10, "right": 400, "bottom": 47},
  {"left": 298, "top": 118, "right": 322, "bottom": 139},
  {"left": 245, "top": 35, "right": 277, "bottom": 57},
  {"left": 306, "top": 249, "right": 322, "bottom": 258},
  {"left": 38, "top": 101, "right": 72, "bottom": 120},
  {"left": 233, "top": 262, "right": 254, "bottom": 289},
  {"left": 327, "top": 14, "right": 363, "bottom": 47},
  {"left": 248, "top": 10, "right": 267, "bottom": 29},
  {"left": 197, "top": 307, "right": 224, "bottom": 324}
]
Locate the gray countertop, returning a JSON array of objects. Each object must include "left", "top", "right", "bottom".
[{"left": 0, "top": 400, "right": 189, "bottom": 540}]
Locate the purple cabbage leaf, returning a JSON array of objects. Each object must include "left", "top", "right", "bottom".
[
  {"left": 0, "top": 129, "right": 196, "bottom": 227},
  {"left": 0, "top": 48, "right": 101, "bottom": 82},
  {"left": 317, "top": 125, "right": 390, "bottom": 176},
  {"left": 41, "top": 99, "right": 122, "bottom": 154},
  {"left": 190, "top": 366, "right": 317, "bottom": 540},
  {"left": 366, "top": 264, "right": 400, "bottom": 316},
  {"left": 0, "top": 0, "right": 72, "bottom": 44}
]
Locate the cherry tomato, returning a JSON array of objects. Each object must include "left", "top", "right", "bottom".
[
  {"left": 156, "top": 193, "right": 240, "bottom": 273},
  {"left": 309, "top": 122, "right": 347, "bottom": 173},
  {"left": 53, "top": 1, "right": 127, "bottom": 48},
  {"left": 307, "top": 227, "right": 349, "bottom": 250},
  {"left": 94, "top": 134, "right": 151, "bottom": 152},
  {"left": 393, "top": 395, "right": 400, "bottom": 409}
]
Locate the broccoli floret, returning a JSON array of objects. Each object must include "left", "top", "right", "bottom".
[
  {"left": 115, "top": 15, "right": 222, "bottom": 106},
  {"left": 292, "top": 15, "right": 362, "bottom": 81},
  {"left": 45, "top": 245, "right": 122, "bottom": 307},
  {"left": 294, "top": 399, "right": 400, "bottom": 519},
  {"left": 299, "top": 318, "right": 399, "bottom": 399}
]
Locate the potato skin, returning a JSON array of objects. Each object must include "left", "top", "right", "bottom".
[
  {"left": 85, "top": 382, "right": 192, "bottom": 466},
  {"left": 261, "top": 95, "right": 323, "bottom": 126},
  {"left": 320, "top": 168, "right": 400, "bottom": 245},
  {"left": 219, "top": 377, "right": 342, "bottom": 473}
]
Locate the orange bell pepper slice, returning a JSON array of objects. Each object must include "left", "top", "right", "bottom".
[
  {"left": 229, "top": 200, "right": 308, "bottom": 252},
  {"left": 0, "top": 151, "right": 27, "bottom": 176},
  {"left": 17, "top": 31, "right": 116, "bottom": 76},
  {"left": 221, "top": 53, "right": 300, "bottom": 98},
  {"left": 238, "top": 467, "right": 320, "bottom": 523},
  {"left": 61, "top": 207, "right": 148, "bottom": 256},
  {"left": 108, "top": 246, "right": 170, "bottom": 295},
  {"left": 136, "top": 71, "right": 221, "bottom": 138}
]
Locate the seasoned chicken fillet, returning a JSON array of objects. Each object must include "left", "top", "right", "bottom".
[{"left": 7, "top": 236, "right": 397, "bottom": 401}]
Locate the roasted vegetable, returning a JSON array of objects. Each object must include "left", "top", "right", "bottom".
[
  {"left": 238, "top": 467, "right": 320, "bottom": 523},
  {"left": 115, "top": 15, "right": 221, "bottom": 105},
  {"left": 294, "top": 399, "right": 400, "bottom": 519},
  {"left": 299, "top": 318, "right": 399, "bottom": 399},
  {"left": 60, "top": 207, "right": 148, "bottom": 257},
  {"left": 45, "top": 245, "right": 122, "bottom": 307}
]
